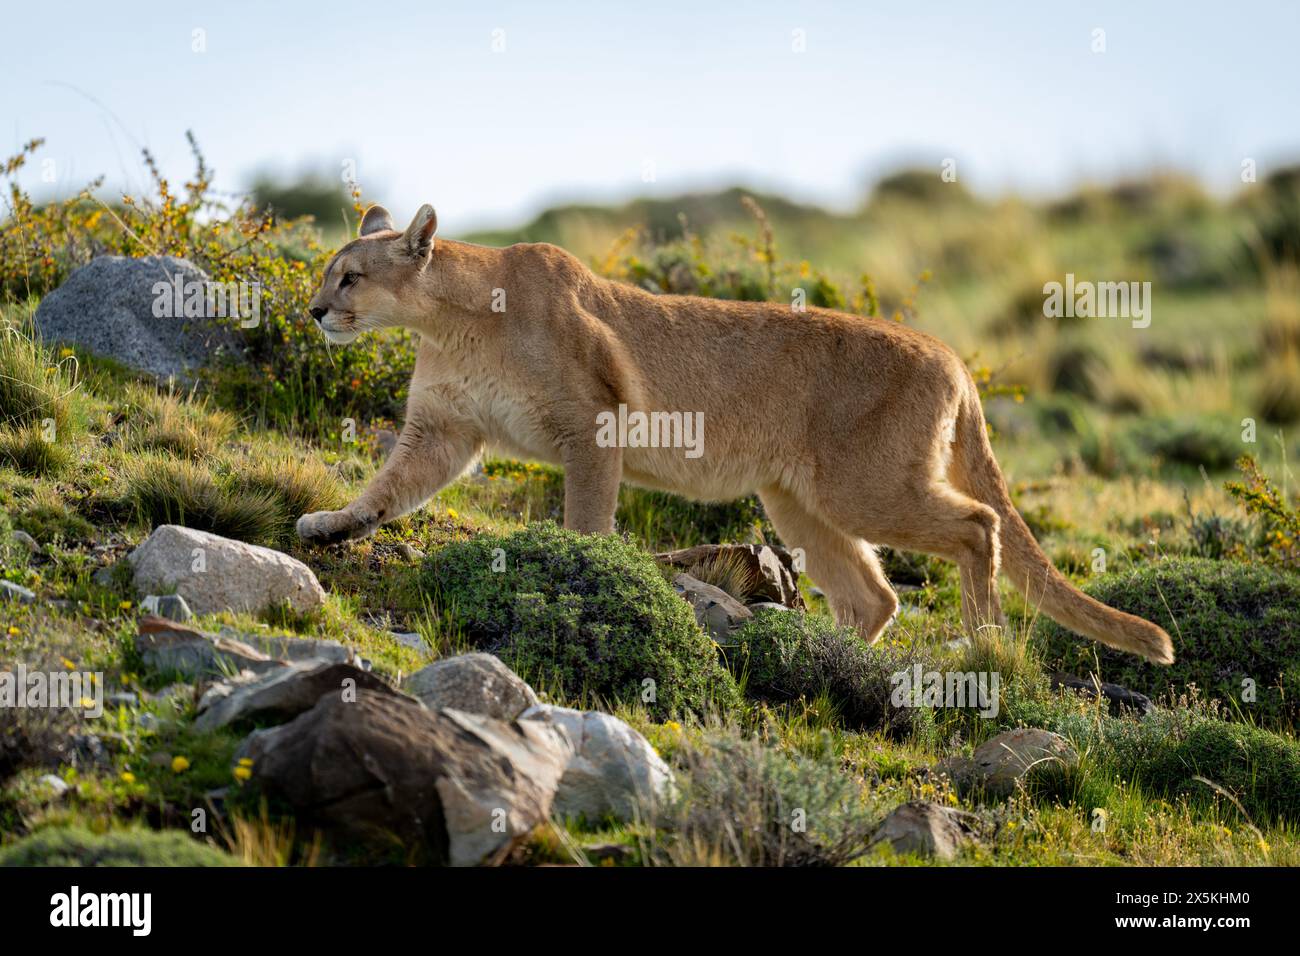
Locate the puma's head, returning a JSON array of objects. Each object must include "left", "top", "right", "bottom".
[{"left": 307, "top": 204, "right": 438, "bottom": 343}]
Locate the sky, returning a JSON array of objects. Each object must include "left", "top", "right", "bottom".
[{"left": 4, "top": 0, "right": 1299, "bottom": 233}]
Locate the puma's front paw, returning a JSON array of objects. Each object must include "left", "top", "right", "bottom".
[{"left": 295, "top": 509, "right": 377, "bottom": 546}]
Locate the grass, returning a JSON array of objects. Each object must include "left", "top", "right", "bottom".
[{"left": 2, "top": 165, "right": 1300, "bottom": 867}]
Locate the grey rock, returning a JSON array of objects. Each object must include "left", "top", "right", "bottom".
[
  {"left": 938, "top": 728, "right": 1079, "bottom": 798},
  {"left": 1050, "top": 671, "right": 1155, "bottom": 717},
  {"left": 869, "top": 801, "right": 980, "bottom": 860},
  {"left": 217, "top": 627, "right": 357, "bottom": 667},
  {"left": 38, "top": 774, "right": 70, "bottom": 798},
  {"left": 393, "top": 543, "right": 425, "bottom": 562},
  {"left": 140, "top": 593, "right": 193, "bottom": 622},
  {"left": 195, "top": 660, "right": 402, "bottom": 732},
  {"left": 105, "top": 692, "right": 139, "bottom": 709},
  {"left": 239, "top": 691, "right": 570, "bottom": 866},
  {"left": 134, "top": 616, "right": 285, "bottom": 679},
  {"left": 127, "top": 525, "right": 327, "bottom": 617},
  {"left": 389, "top": 631, "right": 426, "bottom": 652},
  {"left": 671, "top": 572, "right": 751, "bottom": 640},
  {"left": 11, "top": 530, "right": 40, "bottom": 554},
  {"left": 746, "top": 601, "right": 791, "bottom": 614},
  {"left": 521, "top": 704, "right": 676, "bottom": 823},
  {"left": 404, "top": 653, "right": 538, "bottom": 721},
  {"left": 0, "top": 581, "right": 36, "bottom": 604},
  {"left": 33, "top": 256, "right": 245, "bottom": 380}
]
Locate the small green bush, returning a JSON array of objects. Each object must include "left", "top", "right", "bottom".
[
  {"left": 652, "top": 731, "right": 879, "bottom": 866},
  {"left": 0, "top": 826, "right": 239, "bottom": 866},
  {"left": 1034, "top": 558, "right": 1300, "bottom": 726},
  {"left": 730, "top": 609, "right": 924, "bottom": 737},
  {"left": 1038, "top": 705, "right": 1300, "bottom": 824},
  {"left": 1081, "top": 414, "right": 1240, "bottom": 476},
  {"left": 424, "top": 522, "right": 740, "bottom": 720}
]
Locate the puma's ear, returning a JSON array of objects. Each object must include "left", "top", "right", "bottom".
[
  {"left": 403, "top": 204, "right": 438, "bottom": 258},
  {"left": 359, "top": 204, "right": 394, "bottom": 237}
]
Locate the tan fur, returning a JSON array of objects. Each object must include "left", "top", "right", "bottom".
[{"left": 298, "top": 205, "right": 1174, "bottom": 665}]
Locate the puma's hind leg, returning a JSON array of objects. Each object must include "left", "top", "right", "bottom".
[
  {"left": 758, "top": 486, "right": 899, "bottom": 643},
  {"left": 827, "top": 481, "right": 1004, "bottom": 637}
]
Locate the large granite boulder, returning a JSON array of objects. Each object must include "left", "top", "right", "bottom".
[{"left": 33, "top": 256, "right": 247, "bottom": 380}]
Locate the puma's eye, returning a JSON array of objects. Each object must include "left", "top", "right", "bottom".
[{"left": 340, "top": 271, "right": 359, "bottom": 288}]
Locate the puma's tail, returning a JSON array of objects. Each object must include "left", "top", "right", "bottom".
[{"left": 949, "top": 381, "right": 1174, "bottom": 664}]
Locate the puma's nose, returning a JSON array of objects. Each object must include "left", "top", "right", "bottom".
[{"left": 310, "top": 307, "right": 327, "bottom": 322}]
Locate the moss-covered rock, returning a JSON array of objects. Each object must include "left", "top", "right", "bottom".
[
  {"left": 424, "top": 522, "right": 740, "bottom": 720},
  {"left": 730, "top": 608, "right": 925, "bottom": 737},
  {"left": 0, "top": 826, "right": 240, "bottom": 866},
  {"left": 1033, "top": 558, "right": 1300, "bottom": 726}
]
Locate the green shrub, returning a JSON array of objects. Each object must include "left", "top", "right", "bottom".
[
  {"left": 1033, "top": 558, "right": 1300, "bottom": 727},
  {"left": 730, "top": 609, "right": 924, "bottom": 737},
  {"left": 652, "top": 731, "right": 879, "bottom": 866},
  {"left": 1038, "top": 705, "right": 1300, "bottom": 824},
  {"left": 0, "top": 826, "right": 239, "bottom": 866},
  {"left": 1081, "top": 414, "right": 1240, "bottom": 476},
  {"left": 424, "top": 522, "right": 740, "bottom": 720}
]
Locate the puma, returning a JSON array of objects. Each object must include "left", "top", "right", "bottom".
[{"left": 298, "top": 204, "right": 1174, "bottom": 664}]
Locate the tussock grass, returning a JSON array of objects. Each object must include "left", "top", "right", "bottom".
[
  {"left": 122, "top": 453, "right": 284, "bottom": 545},
  {"left": 0, "top": 320, "right": 84, "bottom": 437},
  {"left": 228, "top": 453, "right": 346, "bottom": 520},
  {"left": 123, "top": 382, "right": 236, "bottom": 459},
  {"left": 0, "top": 423, "right": 73, "bottom": 476}
]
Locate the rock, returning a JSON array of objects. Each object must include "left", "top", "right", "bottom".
[
  {"left": 127, "top": 525, "right": 327, "bottom": 617},
  {"left": 105, "top": 692, "right": 139, "bottom": 709},
  {"left": 11, "top": 530, "right": 40, "bottom": 555},
  {"left": 404, "top": 653, "right": 539, "bottom": 721},
  {"left": 655, "top": 543, "right": 805, "bottom": 609},
  {"left": 1050, "top": 671, "right": 1155, "bottom": 717},
  {"left": 393, "top": 543, "right": 425, "bottom": 561},
  {"left": 134, "top": 616, "right": 365, "bottom": 680},
  {"left": 869, "top": 801, "right": 979, "bottom": 860},
  {"left": 671, "top": 572, "right": 751, "bottom": 640},
  {"left": 582, "top": 842, "right": 635, "bottom": 864},
  {"left": 746, "top": 601, "right": 791, "bottom": 615},
  {"left": 134, "top": 616, "right": 284, "bottom": 679},
  {"left": 0, "top": 581, "right": 35, "bottom": 604},
  {"left": 521, "top": 704, "right": 676, "bottom": 823},
  {"left": 140, "top": 593, "right": 193, "bottom": 622},
  {"left": 239, "top": 691, "right": 570, "bottom": 866},
  {"left": 938, "top": 728, "right": 1079, "bottom": 798},
  {"left": 217, "top": 627, "right": 360, "bottom": 667},
  {"left": 32, "top": 256, "right": 245, "bottom": 380},
  {"left": 390, "top": 631, "right": 425, "bottom": 652},
  {"left": 195, "top": 661, "right": 401, "bottom": 732},
  {"left": 38, "top": 774, "right": 70, "bottom": 798}
]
